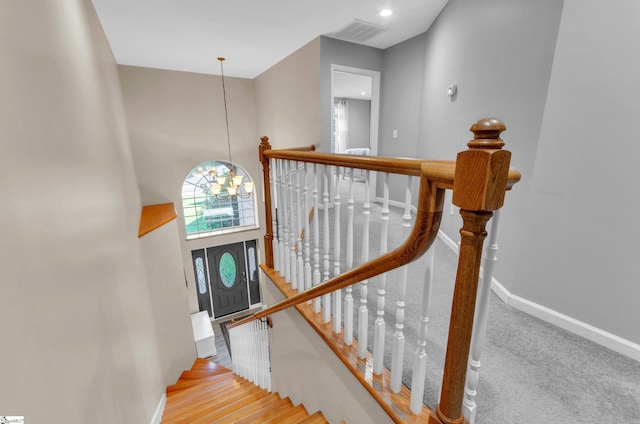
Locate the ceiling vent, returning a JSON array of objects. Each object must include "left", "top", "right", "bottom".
[{"left": 327, "top": 19, "right": 387, "bottom": 44}]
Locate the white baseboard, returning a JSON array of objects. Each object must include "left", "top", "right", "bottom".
[
  {"left": 436, "top": 230, "right": 640, "bottom": 363},
  {"left": 150, "top": 394, "right": 166, "bottom": 424}
]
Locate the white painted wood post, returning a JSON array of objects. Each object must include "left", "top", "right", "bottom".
[
  {"left": 295, "top": 162, "right": 305, "bottom": 293},
  {"left": 281, "top": 160, "right": 291, "bottom": 283},
  {"left": 463, "top": 209, "right": 502, "bottom": 424},
  {"left": 373, "top": 172, "right": 390, "bottom": 375},
  {"left": 391, "top": 176, "right": 412, "bottom": 393},
  {"left": 303, "top": 163, "right": 312, "bottom": 293},
  {"left": 409, "top": 246, "right": 435, "bottom": 414},
  {"left": 358, "top": 170, "right": 371, "bottom": 359},
  {"left": 333, "top": 165, "right": 342, "bottom": 334},
  {"left": 288, "top": 161, "right": 298, "bottom": 290},
  {"left": 313, "top": 163, "right": 322, "bottom": 313},
  {"left": 344, "top": 169, "right": 355, "bottom": 345},
  {"left": 322, "top": 165, "right": 332, "bottom": 323},
  {"left": 271, "top": 158, "right": 279, "bottom": 273}
]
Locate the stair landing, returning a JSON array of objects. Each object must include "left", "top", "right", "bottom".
[{"left": 161, "top": 358, "right": 329, "bottom": 423}]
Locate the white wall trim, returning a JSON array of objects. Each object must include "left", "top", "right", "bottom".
[
  {"left": 150, "top": 394, "right": 166, "bottom": 424},
  {"left": 437, "top": 230, "right": 640, "bottom": 363}
]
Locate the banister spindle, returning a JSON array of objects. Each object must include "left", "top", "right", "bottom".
[
  {"left": 344, "top": 169, "right": 355, "bottom": 345},
  {"left": 289, "top": 161, "right": 299, "bottom": 290},
  {"left": 358, "top": 170, "right": 371, "bottom": 359},
  {"left": 295, "top": 161, "right": 304, "bottom": 292},
  {"left": 270, "top": 157, "right": 280, "bottom": 273},
  {"left": 391, "top": 175, "right": 412, "bottom": 393},
  {"left": 333, "top": 165, "right": 342, "bottom": 334},
  {"left": 322, "top": 164, "right": 331, "bottom": 323},
  {"left": 410, "top": 246, "right": 435, "bottom": 414},
  {"left": 373, "top": 172, "right": 390, "bottom": 375},
  {"left": 313, "top": 163, "right": 322, "bottom": 313},
  {"left": 303, "top": 162, "right": 312, "bottom": 293},
  {"left": 431, "top": 118, "right": 512, "bottom": 424},
  {"left": 281, "top": 160, "right": 291, "bottom": 282},
  {"left": 463, "top": 208, "right": 502, "bottom": 424}
]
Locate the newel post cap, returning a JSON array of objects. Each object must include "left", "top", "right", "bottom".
[{"left": 452, "top": 118, "right": 511, "bottom": 211}]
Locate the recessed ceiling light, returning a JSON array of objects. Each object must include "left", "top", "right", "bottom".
[
  {"left": 379, "top": 9, "right": 393, "bottom": 17},
  {"left": 361, "top": 92, "right": 367, "bottom": 96}
]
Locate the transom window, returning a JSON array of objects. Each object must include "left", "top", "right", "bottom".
[{"left": 182, "top": 160, "right": 257, "bottom": 239}]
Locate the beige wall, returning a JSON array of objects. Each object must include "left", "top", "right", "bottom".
[
  {"left": 0, "top": 1, "right": 194, "bottom": 422},
  {"left": 118, "top": 65, "right": 265, "bottom": 313},
  {"left": 255, "top": 37, "right": 321, "bottom": 149}
]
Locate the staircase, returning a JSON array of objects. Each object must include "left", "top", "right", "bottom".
[{"left": 161, "top": 358, "right": 329, "bottom": 423}]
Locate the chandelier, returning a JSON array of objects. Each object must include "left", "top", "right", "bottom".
[{"left": 197, "top": 57, "right": 253, "bottom": 199}]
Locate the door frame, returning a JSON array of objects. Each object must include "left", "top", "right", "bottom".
[{"left": 331, "top": 64, "right": 381, "bottom": 202}]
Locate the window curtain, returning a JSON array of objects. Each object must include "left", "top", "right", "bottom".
[{"left": 334, "top": 100, "right": 349, "bottom": 153}]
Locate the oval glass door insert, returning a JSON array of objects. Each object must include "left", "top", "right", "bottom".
[{"left": 219, "top": 252, "right": 237, "bottom": 288}]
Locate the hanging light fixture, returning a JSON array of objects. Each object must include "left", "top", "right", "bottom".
[{"left": 196, "top": 57, "right": 253, "bottom": 199}]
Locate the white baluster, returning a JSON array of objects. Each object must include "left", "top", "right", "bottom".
[
  {"left": 295, "top": 162, "right": 305, "bottom": 292},
  {"left": 344, "top": 169, "right": 355, "bottom": 345},
  {"left": 358, "top": 170, "right": 371, "bottom": 359},
  {"left": 303, "top": 162, "right": 312, "bottom": 293},
  {"left": 322, "top": 165, "right": 331, "bottom": 323},
  {"left": 281, "top": 160, "right": 291, "bottom": 282},
  {"left": 391, "top": 176, "right": 412, "bottom": 393},
  {"left": 271, "top": 158, "right": 279, "bottom": 273},
  {"left": 373, "top": 172, "right": 390, "bottom": 375},
  {"left": 288, "top": 161, "right": 298, "bottom": 290},
  {"left": 333, "top": 166, "right": 342, "bottom": 334},
  {"left": 463, "top": 209, "right": 502, "bottom": 424},
  {"left": 312, "top": 163, "right": 322, "bottom": 313},
  {"left": 410, "top": 246, "right": 435, "bottom": 414}
]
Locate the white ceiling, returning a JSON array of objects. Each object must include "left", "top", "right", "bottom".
[{"left": 92, "top": 0, "right": 449, "bottom": 79}]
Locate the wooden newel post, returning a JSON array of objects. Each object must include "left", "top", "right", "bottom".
[
  {"left": 259, "top": 136, "right": 274, "bottom": 269},
  {"left": 430, "top": 118, "right": 512, "bottom": 424}
]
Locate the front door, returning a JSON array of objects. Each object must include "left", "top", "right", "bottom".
[{"left": 207, "top": 242, "right": 249, "bottom": 318}]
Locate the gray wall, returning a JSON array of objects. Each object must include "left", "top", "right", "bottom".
[
  {"left": 0, "top": 1, "right": 195, "bottom": 422},
  {"left": 379, "top": 32, "right": 429, "bottom": 203},
  {"left": 511, "top": 0, "right": 640, "bottom": 343},
  {"left": 320, "top": 37, "right": 384, "bottom": 152},
  {"left": 406, "top": 0, "right": 640, "bottom": 345}
]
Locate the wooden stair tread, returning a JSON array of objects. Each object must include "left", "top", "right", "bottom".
[
  {"left": 263, "top": 403, "right": 309, "bottom": 424},
  {"left": 165, "top": 374, "right": 239, "bottom": 403},
  {"left": 163, "top": 382, "right": 265, "bottom": 421},
  {"left": 189, "top": 388, "right": 274, "bottom": 423},
  {"left": 162, "top": 359, "right": 330, "bottom": 424},
  {"left": 166, "top": 372, "right": 233, "bottom": 394},
  {"left": 208, "top": 392, "right": 282, "bottom": 424},
  {"left": 164, "top": 379, "right": 259, "bottom": 416}
]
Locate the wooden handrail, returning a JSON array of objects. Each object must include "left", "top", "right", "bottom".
[
  {"left": 262, "top": 148, "right": 520, "bottom": 190},
  {"left": 234, "top": 118, "right": 520, "bottom": 424},
  {"left": 230, "top": 166, "right": 446, "bottom": 330}
]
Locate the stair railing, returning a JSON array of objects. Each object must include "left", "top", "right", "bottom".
[
  {"left": 228, "top": 317, "right": 272, "bottom": 391},
  {"left": 228, "top": 118, "right": 520, "bottom": 424}
]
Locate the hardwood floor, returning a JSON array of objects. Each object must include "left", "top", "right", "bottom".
[{"left": 162, "top": 358, "right": 329, "bottom": 423}]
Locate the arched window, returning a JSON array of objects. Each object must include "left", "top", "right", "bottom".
[{"left": 182, "top": 160, "right": 257, "bottom": 239}]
